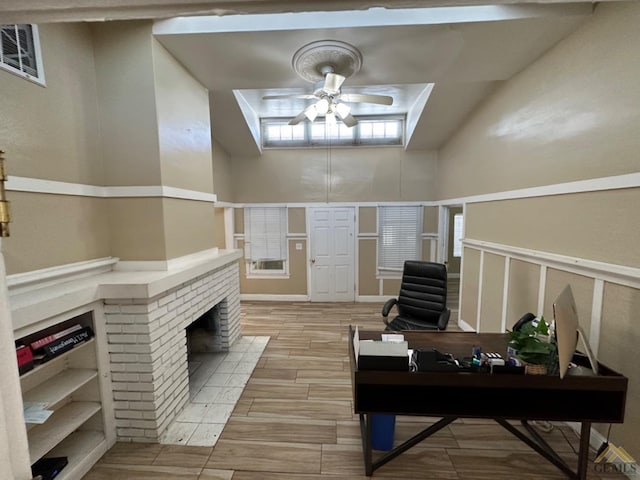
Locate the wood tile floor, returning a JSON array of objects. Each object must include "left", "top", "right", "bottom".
[{"left": 83, "top": 302, "right": 622, "bottom": 479}]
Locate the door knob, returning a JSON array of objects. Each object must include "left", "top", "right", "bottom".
[{"left": 311, "top": 258, "right": 316, "bottom": 264}]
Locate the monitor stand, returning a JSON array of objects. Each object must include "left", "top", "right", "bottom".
[{"left": 567, "top": 326, "right": 599, "bottom": 376}]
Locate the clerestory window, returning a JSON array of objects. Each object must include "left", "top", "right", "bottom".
[{"left": 262, "top": 115, "right": 404, "bottom": 148}]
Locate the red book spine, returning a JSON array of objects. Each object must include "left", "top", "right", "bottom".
[{"left": 30, "top": 324, "right": 82, "bottom": 350}]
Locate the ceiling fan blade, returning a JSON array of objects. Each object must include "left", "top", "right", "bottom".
[
  {"left": 340, "top": 113, "right": 358, "bottom": 128},
  {"left": 263, "top": 94, "right": 317, "bottom": 100},
  {"left": 323, "top": 73, "right": 346, "bottom": 95},
  {"left": 339, "top": 93, "right": 393, "bottom": 106}
]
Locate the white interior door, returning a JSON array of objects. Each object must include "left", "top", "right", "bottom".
[{"left": 309, "top": 207, "right": 355, "bottom": 302}]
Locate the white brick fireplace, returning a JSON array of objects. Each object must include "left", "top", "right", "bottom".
[
  {"left": 103, "top": 259, "right": 241, "bottom": 442},
  {"left": 9, "top": 249, "right": 243, "bottom": 444}
]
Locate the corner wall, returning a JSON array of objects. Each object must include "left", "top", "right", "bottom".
[{"left": 439, "top": 2, "right": 640, "bottom": 457}]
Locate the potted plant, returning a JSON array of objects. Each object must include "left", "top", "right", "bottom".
[{"left": 508, "top": 316, "right": 558, "bottom": 375}]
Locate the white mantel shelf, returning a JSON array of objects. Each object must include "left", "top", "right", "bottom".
[{"left": 10, "top": 249, "right": 242, "bottom": 336}]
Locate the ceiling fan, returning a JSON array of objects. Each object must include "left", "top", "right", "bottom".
[
  {"left": 264, "top": 66, "right": 393, "bottom": 127},
  {"left": 262, "top": 40, "right": 393, "bottom": 128}
]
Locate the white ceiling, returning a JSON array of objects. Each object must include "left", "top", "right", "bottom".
[
  {"left": 1, "top": 0, "right": 597, "bottom": 157},
  {"left": 152, "top": 3, "right": 592, "bottom": 156}
]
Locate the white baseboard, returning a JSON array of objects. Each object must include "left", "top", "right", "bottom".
[
  {"left": 356, "top": 295, "right": 389, "bottom": 302},
  {"left": 240, "top": 294, "right": 309, "bottom": 302},
  {"left": 457, "top": 318, "right": 476, "bottom": 332}
]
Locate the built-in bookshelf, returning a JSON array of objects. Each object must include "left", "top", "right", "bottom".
[{"left": 15, "top": 305, "right": 115, "bottom": 480}]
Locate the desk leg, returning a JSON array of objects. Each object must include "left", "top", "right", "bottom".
[
  {"left": 576, "top": 421, "right": 591, "bottom": 480},
  {"left": 359, "top": 413, "right": 373, "bottom": 476}
]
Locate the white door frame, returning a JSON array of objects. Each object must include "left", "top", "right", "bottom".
[{"left": 307, "top": 206, "right": 356, "bottom": 302}]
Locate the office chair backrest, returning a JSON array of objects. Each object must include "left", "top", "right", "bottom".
[{"left": 397, "top": 261, "right": 448, "bottom": 321}]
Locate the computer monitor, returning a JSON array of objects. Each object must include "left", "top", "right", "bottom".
[{"left": 553, "top": 284, "right": 599, "bottom": 379}]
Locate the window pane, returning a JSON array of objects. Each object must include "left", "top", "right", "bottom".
[
  {"left": 267, "top": 125, "right": 281, "bottom": 140},
  {"left": 453, "top": 213, "right": 464, "bottom": 258},
  {"left": 385, "top": 121, "right": 398, "bottom": 137},
  {"left": 261, "top": 116, "right": 403, "bottom": 148},
  {"left": 291, "top": 124, "right": 305, "bottom": 140},
  {"left": 252, "top": 260, "right": 285, "bottom": 271},
  {"left": 310, "top": 123, "right": 326, "bottom": 140},
  {"left": 372, "top": 122, "right": 385, "bottom": 138},
  {"left": 360, "top": 122, "right": 373, "bottom": 138}
]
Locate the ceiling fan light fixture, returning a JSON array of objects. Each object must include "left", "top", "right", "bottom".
[
  {"left": 325, "top": 112, "right": 337, "bottom": 126},
  {"left": 303, "top": 105, "right": 318, "bottom": 122},
  {"left": 315, "top": 98, "right": 330, "bottom": 115},
  {"left": 334, "top": 102, "right": 351, "bottom": 118}
]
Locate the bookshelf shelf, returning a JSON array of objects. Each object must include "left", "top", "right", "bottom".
[
  {"left": 16, "top": 307, "right": 115, "bottom": 480},
  {"left": 45, "top": 430, "right": 106, "bottom": 480},
  {"left": 23, "top": 368, "right": 97, "bottom": 408},
  {"left": 28, "top": 401, "right": 102, "bottom": 463}
]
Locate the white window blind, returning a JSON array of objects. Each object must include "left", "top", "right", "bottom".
[
  {"left": 378, "top": 206, "right": 422, "bottom": 271},
  {"left": 244, "top": 207, "right": 287, "bottom": 262},
  {"left": 0, "top": 24, "right": 44, "bottom": 84}
]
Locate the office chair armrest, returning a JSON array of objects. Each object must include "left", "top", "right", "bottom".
[
  {"left": 381, "top": 298, "right": 398, "bottom": 318},
  {"left": 437, "top": 308, "right": 451, "bottom": 330}
]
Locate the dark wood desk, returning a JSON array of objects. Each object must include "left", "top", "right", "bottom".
[{"left": 349, "top": 327, "right": 628, "bottom": 479}]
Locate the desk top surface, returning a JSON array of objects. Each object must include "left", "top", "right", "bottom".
[{"left": 356, "top": 329, "right": 510, "bottom": 359}]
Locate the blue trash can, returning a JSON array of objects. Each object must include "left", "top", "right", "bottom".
[{"left": 371, "top": 414, "right": 396, "bottom": 451}]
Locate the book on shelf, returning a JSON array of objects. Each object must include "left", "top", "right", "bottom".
[
  {"left": 16, "top": 344, "right": 34, "bottom": 375},
  {"left": 41, "top": 326, "right": 94, "bottom": 359},
  {"left": 29, "top": 324, "right": 83, "bottom": 351}
]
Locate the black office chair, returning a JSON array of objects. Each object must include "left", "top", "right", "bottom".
[
  {"left": 512, "top": 312, "right": 536, "bottom": 331},
  {"left": 382, "top": 260, "right": 450, "bottom": 331}
]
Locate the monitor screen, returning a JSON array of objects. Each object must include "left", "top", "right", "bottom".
[{"left": 553, "top": 284, "right": 598, "bottom": 378}]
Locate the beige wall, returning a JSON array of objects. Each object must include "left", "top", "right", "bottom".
[
  {"left": 92, "top": 21, "right": 162, "bottom": 187},
  {"left": 358, "top": 239, "right": 378, "bottom": 296},
  {"left": 423, "top": 206, "right": 438, "bottom": 232},
  {"left": 153, "top": 39, "right": 214, "bottom": 193},
  {"left": 107, "top": 198, "right": 166, "bottom": 261},
  {"left": 162, "top": 198, "right": 216, "bottom": 259},
  {"left": 288, "top": 207, "right": 306, "bottom": 234},
  {"left": 231, "top": 148, "right": 438, "bottom": 203},
  {"left": 438, "top": 2, "right": 640, "bottom": 200},
  {"left": 2, "top": 23, "right": 103, "bottom": 184},
  {"left": 3, "top": 192, "right": 111, "bottom": 274},
  {"left": 450, "top": 3, "right": 640, "bottom": 455},
  {"left": 213, "top": 207, "right": 226, "bottom": 248},
  {"left": 465, "top": 190, "right": 640, "bottom": 268},
  {"left": 359, "top": 207, "right": 376, "bottom": 234},
  {"left": 506, "top": 259, "right": 539, "bottom": 327},
  {"left": 478, "top": 253, "right": 505, "bottom": 333},
  {"left": 233, "top": 208, "right": 244, "bottom": 234},
  {"left": 1, "top": 23, "right": 110, "bottom": 274},
  {"left": 238, "top": 239, "right": 307, "bottom": 295},
  {"left": 212, "top": 139, "right": 233, "bottom": 202}
]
